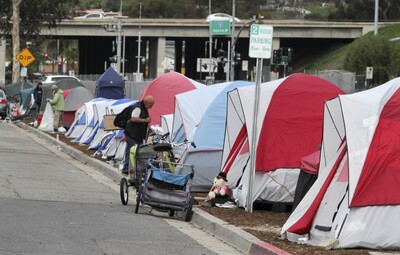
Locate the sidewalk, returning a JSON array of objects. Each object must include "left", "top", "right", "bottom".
[{"left": 14, "top": 121, "right": 291, "bottom": 255}]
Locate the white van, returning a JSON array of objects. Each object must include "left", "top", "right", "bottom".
[{"left": 41, "top": 75, "right": 80, "bottom": 84}]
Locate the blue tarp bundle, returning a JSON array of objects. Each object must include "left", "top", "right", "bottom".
[{"left": 149, "top": 165, "right": 189, "bottom": 186}]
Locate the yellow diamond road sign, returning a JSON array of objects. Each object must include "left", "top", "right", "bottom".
[{"left": 16, "top": 48, "right": 35, "bottom": 67}]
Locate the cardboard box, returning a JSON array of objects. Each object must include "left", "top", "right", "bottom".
[{"left": 103, "top": 115, "right": 122, "bottom": 131}]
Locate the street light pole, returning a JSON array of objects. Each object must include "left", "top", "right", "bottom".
[
  {"left": 116, "top": 19, "right": 122, "bottom": 74},
  {"left": 136, "top": 2, "right": 142, "bottom": 81},
  {"left": 208, "top": 0, "right": 212, "bottom": 79},
  {"left": 229, "top": 0, "right": 236, "bottom": 81},
  {"left": 374, "top": 0, "right": 379, "bottom": 36},
  {"left": 116, "top": 0, "right": 124, "bottom": 74}
]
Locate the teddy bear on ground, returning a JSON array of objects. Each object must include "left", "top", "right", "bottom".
[{"left": 207, "top": 172, "right": 231, "bottom": 200}]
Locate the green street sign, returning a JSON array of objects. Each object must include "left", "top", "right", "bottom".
[{"left": 210, "top": 20, "right": 231, "bottom": 35}]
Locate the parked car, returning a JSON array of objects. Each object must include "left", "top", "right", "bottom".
[
  {"left": 0, "top": 89, "right": 9, "bottom": 119},
  {"left": 41, "top": 75, "right": 81, "bottom": 85},
  {"left": 74, "top": 12, "right": 106, "bottom": 19}
]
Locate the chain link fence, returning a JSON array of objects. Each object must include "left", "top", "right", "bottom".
[{"left": 311, "top": 70, "right": 367, "bottom": 94}]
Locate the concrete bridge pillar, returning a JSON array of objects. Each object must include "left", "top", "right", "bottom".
[{"left": 148, "top": 37, "right": 166, "bottom": 78}]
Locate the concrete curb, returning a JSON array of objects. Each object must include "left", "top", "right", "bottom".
[
  {"left": 192, "top": 208, "right": 291, "bottom": 255},
  {"left": 15, "top": 121, "right": 291, "bottom": 255}
]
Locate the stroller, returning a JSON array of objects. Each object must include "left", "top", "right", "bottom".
[
  {"left": 135, "top": 158, "right": 195, "bottom": 222},
  {"left": 119, "top": 136, "right": 175, "bottom": 206}
]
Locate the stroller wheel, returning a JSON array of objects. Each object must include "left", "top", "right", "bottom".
[
  {"left": 168, "top": 210, "right": 175, "bottom": 217},
  {"left": 184, "top": 195, "right": 195, "bottom": 222},
  {"left": 120, "top": 178, "right": 129, "bottom": 205},
  {"left": 135, "top": 186, "right": 143, "bottom": 214}
]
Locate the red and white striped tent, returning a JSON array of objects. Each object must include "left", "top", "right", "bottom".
[
  {"left": 281, "top": 77, "right": 400, "bottom": 249},
  {"left": 221, "top": 73, "right": 345, "bottom": 208}
]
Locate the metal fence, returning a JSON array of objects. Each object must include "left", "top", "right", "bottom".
[{"left": 311, "top": 70, "right": 367, "bottom": 94}]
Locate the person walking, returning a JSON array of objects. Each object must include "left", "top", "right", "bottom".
[
  {"left": 33, "top": 82, "right": 43, "bottom": 118},
  {"left": 121, "top": 95, "right": 155, "bottom": 175},
  {"left": 47, "top": 84, "right": 64, "bottom": 132}
]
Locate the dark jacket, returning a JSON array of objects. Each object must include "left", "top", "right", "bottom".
[
  {"left": 33, "top": 88, "right": 43, "bottom": 107},
  {"left": 124, "top": 101, "right": 149, "bottom": 142}
]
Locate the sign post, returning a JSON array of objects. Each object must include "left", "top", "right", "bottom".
[
  {"left": 16, "top": 48, "right": 35, "bottom": 67},
  {"left": 16, "top": 48, "right": 36, "bottom": 91},
  {"left": 365, "top": 66, "right": 373, "bottom": 89},
  {"left": 247, "top": 24, "right": 273, "bottom": 212}
]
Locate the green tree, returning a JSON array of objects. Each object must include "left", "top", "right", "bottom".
[
  {"left": 343, "top": 35, "right": 395, "bottom": 87},
  {"left": 328, "top": 0, "right": 400, "bottom": 21},
  {"left": 61, "top": 40, "right": 79, "bottom": 72},
  {"left": 127, "top": 0, "right": 200, "bottom": 19},
  {"left": 104, "top": 0, "right": 119, "bottom": 12},
  {"left": 1, "top": 0, "right": 77, "bottom": 82},
  {"left": 126, "top": 0, "right": 266, "bottom": 20}
]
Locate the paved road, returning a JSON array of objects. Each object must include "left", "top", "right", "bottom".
[{"left": 0, "top": 122, "right": 243, "bottom": 255}]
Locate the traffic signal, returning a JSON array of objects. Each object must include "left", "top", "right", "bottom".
[
  {"left": 44, "top": 52, "right": 48, "bottom": 59},
  {"left": 287, "top": 48, "right": 293, "bottom": 62},
  {"left": 281, "top": 47, "right": 293, "bottom": 63},
  {"left": 272, "top": 49, "right": 281, "bottom": 64},
  {"left": 270, "top": 64, "right": 279, "bottom": 73}
]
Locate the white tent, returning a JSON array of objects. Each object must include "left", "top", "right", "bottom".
[
  {"left": 88, "top": 98, "right": 135, "bottom": 150},
  {"left": 71, "top": 98, "right": 110, "bottom": 142},
  {"left": 99, "top": 129, "right": 126, "bottom": 161},
  {"left": 176, "top": 81, "right": 254, "bottom": 190},
  {"left": 171, "top": 82, "right": 234, "bottom": 144},
  {"left": 160, "top": 114, "right": 173, "bottom": 141},
  {"left": 79, "top": 99, "right": 115, "bottom": 144},
  {"left": 66, "top": 106, "right": 86, "bottom": 138},
  {"left": 67, "top": 98, "right": 109, "bottom": 139},
  {"left": 281, "top": 77, "right": 400, "bottom": 249},
  {"left": 221, "top": 74, "right": 345, "bottom": 209}
]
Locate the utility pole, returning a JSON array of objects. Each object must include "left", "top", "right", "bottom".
[
  {"left": 208, "top": 0, "right": 212, "bottom": 80},
  {"left": 374, "top": 0, "right": 379, "bottom": 36},
  {"left": 229, "top": 0, "right": 236, "bottom": 81},
  {"left": 136, "top": 2, "right": 142, "bottom": 81},
  {"left": 116, "top": 0, "right": 124, "bottom": 74},
  {"left": 116, "top": 17, "right": 122, "bottom": 74}
]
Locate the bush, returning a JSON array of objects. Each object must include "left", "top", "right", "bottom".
[{"left": 344, "top": 35, "right": 394, "bottom": 87}]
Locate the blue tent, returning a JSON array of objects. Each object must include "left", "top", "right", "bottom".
[
  {"left": 179, "top": 80, "right": 254, "bottom": 189},
  {"left": 96, "top": 67, "right": 125, "bottom": 99}
]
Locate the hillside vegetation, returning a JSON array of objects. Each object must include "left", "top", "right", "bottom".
[{"left": 304, "top": 23, "right": 400, "bottom": 85}]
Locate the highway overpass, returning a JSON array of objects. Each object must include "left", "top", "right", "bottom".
[{"left": 1, "top": 19, "right": 383, "bottom": 82}]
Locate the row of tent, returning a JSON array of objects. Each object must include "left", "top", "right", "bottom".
[
  {"left": 281, "top": 77, "right": 400, "bottom": 249},
  {"left": 42, "top": 69, "right": 400, "bottom": 250},
  {"left": 63, "top": 71, "right": 343, "bottom": 205},
  {"left": 6, "top": 67, "right": 126, "bottom": 126}
]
